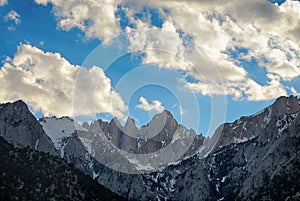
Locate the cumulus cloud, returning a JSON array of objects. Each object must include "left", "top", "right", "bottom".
[
  {"left": 290, "top": 87, "right": 300, "bottom": 96},
  {"left": 35, "top": 0, "right": 300, "bottom": 101},
  {"left": 136, "top": 97, "right": 164, "bottom": 113},
  {"left": 0, "top": 44, "right": 127, "bottom": 118},
  {"left": 5, "top": 10, "right": 20, "bottom": 24},
  {"left": 184, "top": 73, "right": 288, "bottom": 101},
  {"left": 124, "top": 0, "right": 300, "bottom": 100},
  {"left": 35, "top": 0, "right": 120, "bottom": 42},
  {"left": 243, "top": 75, "right": 287, "bottom": 101},
  {"left": 184, "top": 81, "right": 242, "bottom": 99},
  {"left": 0, "top": 0, "right": 7, "bottom": 6},
  {"left": 126, "top": 20, "right": 189, "bottom": 71}
]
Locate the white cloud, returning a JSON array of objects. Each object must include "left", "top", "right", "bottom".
[
  {"left": 126, "top": 20, "right": 189, "bottom": 71},
  {"left": 183, "top": 73, "right": 288, "bottom": 101},
  {"left": 0, "top": 0, "right": 7, "bottom": 6},
  {"left": 136, "top": 97, "right": 164, "bottom": 113},
  {"left": 290, "top": 87, "right": 300, "bottom": 96},
  {"left": 0, "top": 44, "right": 127, "bottom": 118},
  {"left": 184, "top": 81, "right": 243, "bottom": 100},
  {"left": 243, "top": 75, "right": 287, "bottom": 101},
  {"left": 124, "top": 0, "right": 300, "bottom": 101},
  {"left": 35, "top": 0, "right": 120, "bottom": 42},
  {"left": 5, "top": 10, "right": 20, "bottom": 24},
  {"left": 35, "top": 0, "right": 300, "bottom": 101}
]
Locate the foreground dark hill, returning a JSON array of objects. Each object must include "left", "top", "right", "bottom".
[{"left": 0, "top": 136, "right": 127, "bottom": 201}]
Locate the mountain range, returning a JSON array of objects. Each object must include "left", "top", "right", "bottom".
[{"left": 0, "top": 96, "right": 299, "bottom": 200}]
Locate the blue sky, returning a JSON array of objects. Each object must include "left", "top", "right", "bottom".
[
  {"left": 0, "top": 0, "right": 99, "bottom": 65},
  {"left": 0, "top": 0, "right": 299, "bottom": 136}
]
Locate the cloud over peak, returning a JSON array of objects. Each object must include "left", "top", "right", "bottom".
[
  {"left": 0, "top": 44, "right": 127, "bottom": 118},
  {"left": 136, "top": 97, "right": 165, "bottom": 113}
]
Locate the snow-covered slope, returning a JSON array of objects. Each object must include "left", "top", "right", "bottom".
[{"left": 40, "top": 117, "right": 87, "bottom": 157}]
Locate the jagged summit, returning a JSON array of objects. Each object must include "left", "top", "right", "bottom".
[
  {"left": 11, "top": 99, "right": 27, "bottom": 106},
  {"left": 139, "top": 110, "right": 174, "bottom": 127},
  {"left": 108, "top": 109, "right": 176, "bottom": 130},
  {"left": 125, "top": 116, "right": 136, "bottom": 125},
  {"left": 124, "top": 116, "right": 138, "bottom": 134},
  {"left": 276, "top": 95, "right": 299, "bottom": 101},
  {"left": 0, "top": 99, "right": 28, "bottom": 111},
  {"left": 154, "top": 109, "right": 173, "bottom": 118},
  {"left": 272, "top": 95, "right": 300, "bottom": 115},
  {"left": 208, "top": 95, "right": 300, "bottom": 152},
  {"left": 0, "top": 99, "right": 58, "bottom": 155}
]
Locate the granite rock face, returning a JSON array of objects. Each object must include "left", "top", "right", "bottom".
[
  {"left": 157, "top": 96, "right": 300, "bottom": 201},
  {"left": 37, "top": 111, "right": 202, "bottom": 199},
  {"left": 81, "top": 110, "right": 203, "bottom": 170},
  {"left": 212, "top": 96, "right": 300, "bottom": 150},
  {"left": 0, "top": 100, "right": 57, "bottom": 155},
  {"left": 82, "top": 111, "right": 195, "bottom": 153}
]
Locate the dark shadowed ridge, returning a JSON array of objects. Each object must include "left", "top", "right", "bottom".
[{"left": 0, "top": 136, "right": 127, "bottom": 201}]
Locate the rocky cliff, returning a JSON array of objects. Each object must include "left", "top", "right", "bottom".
[{"left": 0, "top": 100, "right": 57, "bottom": 155}]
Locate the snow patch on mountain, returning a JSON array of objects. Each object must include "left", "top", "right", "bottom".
[
  {"left": 233, "top": 137, "right": 248, "bottom": 143},
  {"left": 126, "top": 156, "right": 155, "bottom": 171},
  {"left": 93, "top": 171, "right": 99, "bottom": 180},
  {"left": 34, "top": 139, "right": 39, "bottom": 150},
  {"left": 276, "top": 112, "right": 298, "bottom": 134},
  {"left": 40, "top": 117, "right": 87, "bottom": 152},
  {"left": 263, "top": 106, "right": 272, "bottom": 124}
]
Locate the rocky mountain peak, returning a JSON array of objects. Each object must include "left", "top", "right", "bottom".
[
  {"left": 123, "top": 116, "right": 139, "bottom": 136},
  {"left": 0, "top": 100, "right": 58, "bottom": 155},
  {"left": 156, "top": 110, "right": 173, "bottom": 117},
  {"left": 210, "top": 95, "right": 300, "bottom": 152},
  {"left": 152, "top": 110, "right": 174, "bottom": 121},
  {"left": 125, "top": 116, "right": 135, "bottom": 125},
  {"left": 0, "top": 99, "right": 27, "bottom": 113},
  {"left": 271, "top": 95, "right": 300, "bottom": 116},
  {"left": 11, "top": 99, "right": 27, "bottom": 107},
  {"left": 109, "top": 116, "right": 122, "bottom": 127}
]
